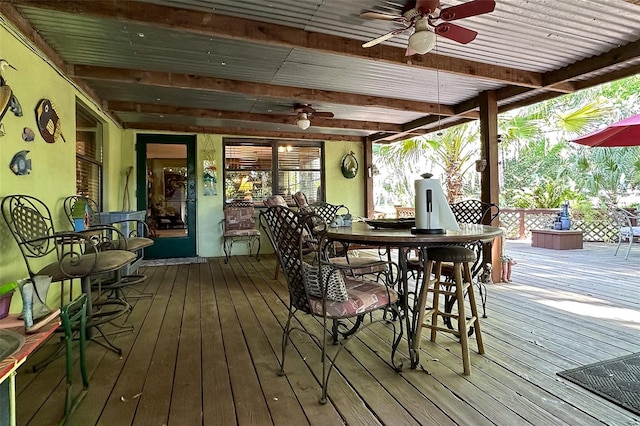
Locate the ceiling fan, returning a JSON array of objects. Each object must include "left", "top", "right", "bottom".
[
  {"left": 294, "top": 104, "right": 334, "bottom": 130},
  {"left": 361, "top": 0, "right": 495, "bottom": 55}
]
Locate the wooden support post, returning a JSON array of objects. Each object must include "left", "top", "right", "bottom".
[{"left": 478, "top": 90, "right": 501, "bottom": 283}]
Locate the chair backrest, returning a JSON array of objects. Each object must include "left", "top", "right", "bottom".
[
  {"left": 293, "top": 191, "right": 311, "bottom": 212},
  {"left": 263, "top": 195, "right": 288, "bottom": 208},
  {"left": 2, "top": 195, "right": 59, "bottom": 278},
  {"left": 260, "top": 206, "right": 317, "bottom": 313},
  {"left": 223, "top": 201, "right": 256, "bottom": 232},
  {"left": 61, "top": 293, "right": 87, "bottom": 338},
  {"left": 607, "top": 205, "right": 635, "bottom": 231},
  {"left": 63, "top": 195, "right": 100, "bottom": 228},
  {"left": 450, "top": 199, "right": 500, "bottom": 225},
  {"left": 308, "top": 202, "right": 348, "bottom": 226}
]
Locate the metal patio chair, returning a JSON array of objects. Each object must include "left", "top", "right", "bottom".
[
  {"left": 222, "top": 201, "right": 260, "bottom": 263},
  {"left": 260, "top": 206, "right": 402, "bottom": 404},
  {"left": 2, "top": 195, "right": 135, "bottom": 354},
  {"left": 607, "top": 205, "right": 640, "bottom": 259}
]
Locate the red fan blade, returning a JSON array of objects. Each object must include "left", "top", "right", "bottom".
[
  {"left": 362, "top": 28, "right": 407, "bottom": 48},
  {"left": 314, "top": 112, "right": 334, "bottom": 118},
  {"left": 415, "top": 0, "right": 440, "bottom": 15},
  {"left": 439, "top": 0, "right": 495, "bottom": 21},
  {"left": 434, "top": 23, "right": 477, "bottom": 44},
  {"left": 360, "top": 11, "right": 404, "bottom": 22}
]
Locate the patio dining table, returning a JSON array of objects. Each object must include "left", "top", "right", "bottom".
[{"left": 325, "top": 222, "right": 503, "bottom": 368}]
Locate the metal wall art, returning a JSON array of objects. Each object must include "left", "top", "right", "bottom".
[
  {"left": 22, "top": 127, "right": 35, "bottom": 141},
  {"left": 35, "top": 98, "right": 65, "bottom": 143},
  {"left": 0, "top": 59, "right": 23, "bottom": 125},
  {"left": 340, "top": 151, "right": 358, "bottom": 179},
  {"left": 9, "top": 150, "right": 31, "bottom": 175}
]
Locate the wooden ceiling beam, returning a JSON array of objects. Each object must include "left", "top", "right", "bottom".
[
  {"left": 0, "top": 3, "right": 122, "bottom": 126},
  {"left": 107, "top": 101, "right": 404, "bottom": 132},
  {"left": 127, "top": 122, "right": 364, "bottom": 142},
  {"left": 74, "top": 65, "right": 457, "bottom": 116},
  {"left": 543, "top": 39, "right": 640, "bottom": 87},
  {"left": 8, "top": 0, "right": 562, "bottom": 91}
]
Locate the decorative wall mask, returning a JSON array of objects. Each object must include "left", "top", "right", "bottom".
[
  {"left": 0, "top": 59, "right": 22, "bottom": 122},
  {"left": 35, "top": 98, "right": 65, "bottom": 143},
  {"left": 9, "top": 150, "right": 31, "bottom": 175},
  {"left": 340, "top": 151, "right": 358, "bottom": 179}
]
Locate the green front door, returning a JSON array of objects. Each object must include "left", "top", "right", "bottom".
[{"left": 136, "top": 134, "right": 196, "bottom": 259}]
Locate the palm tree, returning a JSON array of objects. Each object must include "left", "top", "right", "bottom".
[
  {"left": 498, "top": 96, "right": 614, "bottom": 207},
  {"left": 374, "top": 138, "right": 438, "bottom": 207},
  {"left": 373, "top": 123, "right": 480, "bottom": 207},
  {"left": 574, "top": 147, "right": 640, "bottom": 204},
  {"left": 428, "top": 124, "right": 479, "bottom": 202}
]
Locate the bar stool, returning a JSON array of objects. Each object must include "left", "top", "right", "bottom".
[{"left": 413, "top": 246, "right": 484, "bottom": 375}]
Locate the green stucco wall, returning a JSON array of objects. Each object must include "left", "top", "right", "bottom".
[
  {"left": 0, "top": 22, "right": 126, "bottom": 313},
  {"left": 0, "top": 19, "right": 366, "bottom": 314}
]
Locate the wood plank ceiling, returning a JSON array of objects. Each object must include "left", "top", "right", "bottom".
[{"left": 2, "top": 0, "right": 640, "bottom": 143}]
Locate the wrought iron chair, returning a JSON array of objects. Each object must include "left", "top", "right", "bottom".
[
  {"left": 260, "top": 206, "right": 403, "bottom": 404},
  {"left": 263, "top": 196, "right": 291, "bottom": 278},
  {"left": 2, "top": 195, "right": 135, "bottom": 354},
  {"left": 60, "top": 293, "right": 88, "bottom": 425},
  {"left": 607, "top": 205, "right": 640, "bottom": 259},
  {"left": 63, "top": 195, "right": 154, "bottom": 301},
  {"left": 443, "top": 199, "right": 500, "bottom": 319},
  {"left": 292, "top": 191, "right": 311, "bottom": 213},
  {"left": 222, "top": 201, "right": 260, "bottom": 263},
  {"left": 293, "top": 193, "right": 385, "bottom": 277},
  {"left": 450, "top": 199, "right": 500, "bottom": 277},
  {"left": 63, "top": 195, "right": 153, "bottom": 256},
  {"left": 410, "top": 199, "right": 499, "bottom": 337},
  {"left": 263, "top": 195, "right": 288, "bottom": 208},
  {"left": 394, "top": 206, "right": 415, "bottom": 218}
]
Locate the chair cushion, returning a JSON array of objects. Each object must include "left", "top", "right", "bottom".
[
  {"left": 330, "top": 257, "right": 388, "bottom": 275},
  {"left": 224, "top": 229, "right": 260, "bottom": 237},
  {"left": 303, "top": 262, "right": 348, "bottom": 302},
  {"left": 309, "top": 278, "right": 398, "bottom": 317},
  {"left": 427, "top": 246, "right": 476, "bottom": 263},
  {"left": 116, "top": 236, "right": 154, "bottom": 251},
  {"left": 38, "top": 250, "right": 136, "bottom": 282},
  {"left": 621, "top": 226, "right": 640, "bottom": 237}
]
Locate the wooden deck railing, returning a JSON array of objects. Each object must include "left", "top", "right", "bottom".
[{"left": 500, "top": 208, "right": 617, "bottom": 242}]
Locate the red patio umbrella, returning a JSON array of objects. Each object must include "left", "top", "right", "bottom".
[{"left": 572, "top": 114, "right": 640, "bottom": 147}]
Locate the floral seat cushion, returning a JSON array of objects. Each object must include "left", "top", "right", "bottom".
[
  {"left": 224, "top": 228, "right": 260, "bottom": 237},
  {"left": 308, "top": 278, "right": 398, "bottom": 318}
]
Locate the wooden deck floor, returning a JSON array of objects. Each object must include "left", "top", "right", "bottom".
[{"left": 15, "top": 241, "right": 640, "bottom": 425}]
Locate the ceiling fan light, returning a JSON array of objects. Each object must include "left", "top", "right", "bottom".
[
  {"left": 408, "top": 29, "right": 436, "bottom": 54},
  {"left": 297, "top": 112, "right": 311, "bottom": 130}
]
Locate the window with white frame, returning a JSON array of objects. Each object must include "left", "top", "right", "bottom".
[{"left": 223, "top": 139, "right": 324, "bottom": 205}]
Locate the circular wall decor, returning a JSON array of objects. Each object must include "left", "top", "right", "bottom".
[{"left": 340, "top": 151, "right": 358, "bottom": 179}]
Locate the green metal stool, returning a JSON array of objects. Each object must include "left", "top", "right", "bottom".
[{"left": 60, "top": 293, "right": 89, "bottom": 425}]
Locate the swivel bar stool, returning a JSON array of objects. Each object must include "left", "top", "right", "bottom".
[{"left": 413, "top": 246, "right": 485, "bottom": 375}]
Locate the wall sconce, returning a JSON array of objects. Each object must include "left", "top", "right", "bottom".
[{"left": 475, "top": 159, "right": 487, "bottom": 172}]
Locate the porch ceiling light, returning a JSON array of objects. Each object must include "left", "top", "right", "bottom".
[
  {"left": 408, "top": 18, "right": 436, "bottom": 55},
  {"left": 297, "top": 112, "right": 311, "bottom": 130}
]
